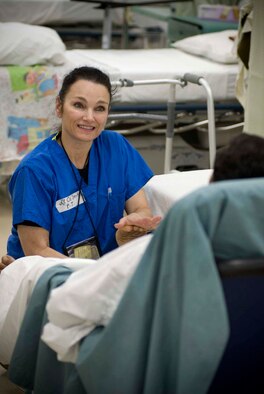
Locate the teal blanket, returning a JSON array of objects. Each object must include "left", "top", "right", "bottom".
[
  {"left": 8, "top": 266, "right": 74, "bottom": 393},
  {"left": 76, "top": 178, "right": 264, "bottom": 394}
]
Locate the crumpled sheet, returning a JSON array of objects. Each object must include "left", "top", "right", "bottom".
[
  {"left": 0, "top": 255, "right": 95, "bottom": 364},
  {"left": 41, "top": 234, "right": 152, "bottom": 363}
]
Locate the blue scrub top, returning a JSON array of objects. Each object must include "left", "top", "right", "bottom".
[{"left": 7, "top": 131, "right": 154, "bottom": 259}]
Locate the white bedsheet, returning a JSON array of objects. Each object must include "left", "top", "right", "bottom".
[
  {"left": 144, "top": 169, "right": 212, "bottom": 217},
  {"left": 41, "top": 234, "right": 152, "bottom": 363},
  {"left": 0, "top": 257, "right": 95, "bottom": 364},
  {"left": 65, "top": 48, "right": 239, "bottom": 104}
]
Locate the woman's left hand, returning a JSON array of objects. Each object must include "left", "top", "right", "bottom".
[{"left": 114, "top": 213, "right": 162, "bottom": 246}]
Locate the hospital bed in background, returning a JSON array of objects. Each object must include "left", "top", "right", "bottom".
[
  {"left": 0, "top": 1, "right": 106, "bottom": 25},
  {"left": 0, "top": 0, "right": 147, "bottom": 50},
  {"left": 0, "top": 1, "right": 240, "bottom": 48},
  {"left": 0, "top": 0, "right": 175, "bottom": 50},
  {"left": 0, "top": 24, "right": 243, "bottom": 180}
]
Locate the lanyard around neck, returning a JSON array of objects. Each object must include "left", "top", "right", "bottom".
[{"left": 59, "top": 136, "right": 101, "bottom": 254}]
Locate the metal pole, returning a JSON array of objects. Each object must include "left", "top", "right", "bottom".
[
  {"left": 199, "top": 78, "right": 216, "bottom": 168},
  {"left": 164, "top": 84, "right": 176, "bottom": 173},
  {"left": 183, "top": 74, "right": 216, "bottom": 169},
  {"left": 102, "top": 6, "right": 112, "bottom": 49}
]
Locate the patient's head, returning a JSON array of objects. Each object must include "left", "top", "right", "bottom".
[{"left": 211, "top": 133, "right": 264, "bottom": 182}]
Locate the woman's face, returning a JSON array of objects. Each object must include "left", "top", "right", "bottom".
[{"left": 56, "top": 79, "right": 110, "bottom": 144}]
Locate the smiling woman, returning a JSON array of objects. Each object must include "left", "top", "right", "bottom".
[
  {"left": 55, "top": 70, "right": 111, "bottom": 169},
  {"left": 0, "top": 66, "right": 161, "bottom": 269}
]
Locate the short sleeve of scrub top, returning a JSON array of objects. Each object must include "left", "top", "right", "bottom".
[{"left": 10, "top": 166, "right": 54, "bottom": 231}]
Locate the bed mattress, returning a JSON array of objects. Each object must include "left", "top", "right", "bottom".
[{"left": 65, "top": 48, "right": 239, "bottom": 104}]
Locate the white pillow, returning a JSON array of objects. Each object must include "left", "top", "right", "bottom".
[
  {"left": 0, "top": 22, "right": 66, "bottom": 66},
  {"left": 171, "top": 30, "right": 238, "bottom": 64}
]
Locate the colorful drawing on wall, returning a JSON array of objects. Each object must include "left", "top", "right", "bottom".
[
  {"left": 7, "top": 116, "right": 50, "bottom": 155},
  {"left": 7, "top": 66, "right": 59, "bottom": 103}
]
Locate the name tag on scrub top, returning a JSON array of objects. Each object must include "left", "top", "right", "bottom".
[
  {"left": 56, "top": 191, "right": 84, "bottom": 213},
  {"left": 65, "top": 236, "right": 101, "bottom": 260}
]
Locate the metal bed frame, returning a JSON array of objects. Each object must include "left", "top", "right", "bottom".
[{"left": 110, "top": 73, "right": 216, "bottom": 173}]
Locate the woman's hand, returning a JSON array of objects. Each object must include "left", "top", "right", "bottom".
[
  {"left": 114, "top": 213, "right": 162, "bottom": 246},
  {"left": 114, "top": 188, "right": 162, "bottom": 246},
  {"left": 0, "top": 255, "right": 15, "bottom": 272}
]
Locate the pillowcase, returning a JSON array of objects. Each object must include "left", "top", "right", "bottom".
[
  {"left": 0, "top": 22, "right": 66, "bottom": 66},
  {"left": 171, "top": 30, "right": 238, "bottom": 64}
]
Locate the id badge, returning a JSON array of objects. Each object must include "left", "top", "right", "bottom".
[{"left": 65, "top": 236, "right": 101, "bottom": 260}]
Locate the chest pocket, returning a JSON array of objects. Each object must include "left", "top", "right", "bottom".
[{"left": 107, "top": 188, "right": 126, "bottom": 225}]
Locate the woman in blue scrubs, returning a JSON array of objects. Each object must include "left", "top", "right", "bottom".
[{"left": 1, "top": 66, "right": 161, "bottom": 266}]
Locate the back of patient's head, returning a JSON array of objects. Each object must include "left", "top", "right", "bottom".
[{"left": 212, "top": 133, "right": 264, "bottom": 182}]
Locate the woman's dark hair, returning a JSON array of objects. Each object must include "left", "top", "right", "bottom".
[
  {"left": 58, "top": 66, "right": 113, "bottom": 104},
  {"left": 212, "top": 133, "right": 264, "bottom": 182}
]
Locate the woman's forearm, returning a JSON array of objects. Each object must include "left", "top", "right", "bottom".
[
  {"left": 17, "top": 225, "right": 67, "bottom": 259},
  {"left": 27, "top": 246, "right": 67, "bottom": 259}
]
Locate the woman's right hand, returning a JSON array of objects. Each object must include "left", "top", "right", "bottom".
[{"left": 0, "top": 255, "right": 15, "bottom": 271}]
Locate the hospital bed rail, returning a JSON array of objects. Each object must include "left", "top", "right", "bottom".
[{"left": 110, "top": 75, "right": 216, "bottom": 173}]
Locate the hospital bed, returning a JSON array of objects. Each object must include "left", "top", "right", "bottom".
[
  {"left": 0, "top": 1, "right": 105, "bottom": 26},
  {"left": 0, "top": 25, "right": 242, "bottom": 179},
  {"left": 1, "top": 176, "right": 264, "bottom": 394}
]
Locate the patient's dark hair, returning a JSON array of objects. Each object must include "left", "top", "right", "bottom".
[
  {"left": 58, "top": 66, "right": 113, "bottom": 104},
  {"left": 212, "top": 133, "right": 264, "bottom": 182}
]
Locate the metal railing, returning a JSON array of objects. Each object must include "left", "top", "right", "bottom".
[{"left": 110, "top": 75, "right": 216, "bottom": 173}]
